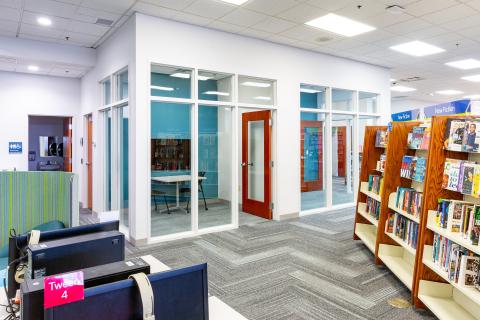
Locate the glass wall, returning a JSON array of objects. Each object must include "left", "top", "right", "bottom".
[
  {"left": 300, "top": 112, "right": 327, "bottom": 210},
  {"left": 151, "top": 65, "right": 192, "bottom": 99},
  {"left": 358, "top": 115, "right": 379, "bottom": 176},
  {"left": 118, "top": 105, "right": 129, "bottom": 227},
  {"left": 198, "top": 71, "right": 233, "bottom": 102},
  {"left": 331, "top": 114, "right": 354, "bottom": 205},
  {"left": 332, "top": 88, "right": 354, "bottom": 112},
  {"left": 117, "top": 70, "right": 128, "bottom": 101},
  {"left": 238, "top": 76, "right": 275, "bottom": 105},
  {"left": 359, "top": 92, "right": 378, "bottom": 113},
  {"left": 150, "top": 102, "right": 192, "bottom": 237},
  {"left": 300, "top": 85, "right": 327, "bottom": 109},
  {"left": 102, "top": 79, "right": 111, "bottom": 105},
  {"left": 198, "top": 105, "right": 233, "bottom": 229}
]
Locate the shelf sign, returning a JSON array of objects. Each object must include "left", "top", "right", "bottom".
[
  {"left": 8, "top": 142, "right": 22, "bottom": 153},
  {"left": 424, "top": 99, "right": 469, "bottom": 118},
  {"left": 391, "top": 109, "right": 420, "bottom": 122},
  {"left": 44, "top": 271, "right": 84, "bottom": 309}
]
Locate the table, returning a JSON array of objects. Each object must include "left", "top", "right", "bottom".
[
  {"left": 151, "top": 175, "right": 206, "bottom": 213},
  {"left": 0, "top": 255, "right": 247, "bottom": 319}
]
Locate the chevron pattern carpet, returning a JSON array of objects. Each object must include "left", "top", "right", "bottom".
[{"left": 125, "top": 208, "right": 435, "bottom": 320}]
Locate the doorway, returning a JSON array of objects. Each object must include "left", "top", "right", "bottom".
[
  {"left": 27, "top": 115, "right": 73, "bottom": 172},
  {"left": 86, "top": 114, "right": 93, "bottom": 209},
  {"left": 241, "top": 110, "right": 272, "bottom": 220},
  {"left": 301, "top": 120, "right": 323, "bottom": 192}
]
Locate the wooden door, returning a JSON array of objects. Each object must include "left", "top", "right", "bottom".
[
  {"left": 301, "top": 120, "right": 323, "bottom": 192},
  {"left": 87, "top": 116, "right": 93, "bottom": 209},
  {"left": 337, "top": 126, "right": 346, "bottom": 177},
  {"left": 63, "top": 117, "right": 73, "bottom": 172},
  {"left": 242, "top": 110, "right": 272, "bottom": 219}
]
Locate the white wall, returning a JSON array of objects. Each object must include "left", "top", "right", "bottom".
[
  {"left": 133, "top": 13, "right": 391, "bottom": 241},
  {"left": 79, "top": 17, "right": 135, "bottom": 217},
  {"left": 391, "top": 98, "right": 432, "bottom": 114},
  {"left": 0, "top": 71, "right": 80, "bottom": 171}
]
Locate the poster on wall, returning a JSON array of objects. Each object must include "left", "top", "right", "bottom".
[
  {"left": 391, "top": 109, "right": 420, "bottom": 122},
  {"left": 8, "top": 142, "right": 22, "bottom": 154}
]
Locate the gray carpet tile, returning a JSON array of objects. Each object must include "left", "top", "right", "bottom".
[{"left": 87, "top": 207, "right": 434, "bottom": 320}]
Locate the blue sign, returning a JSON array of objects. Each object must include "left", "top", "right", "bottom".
[
  {"left": 9, "top": 142, "right": 22, "bottom": 153},
  {"left": 424, "top": 99, "right": 470, "bottom": 118},
  {"left": 391, "top": 109, "right": 420, "bottom": 122}
]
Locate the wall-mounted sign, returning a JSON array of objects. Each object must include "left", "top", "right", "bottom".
[
  {"left": 424, "top": 99, "right": 469, "bottom": 118},
  {"left": 8, "top": 142, "right": 22, "bottom": 153},
  {"left": 391, "top": 109, "right": 420, "bottom": 122}
]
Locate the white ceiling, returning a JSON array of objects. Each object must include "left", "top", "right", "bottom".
[{"left": 1, "top": 0, "right": 480, "bottom": 102}]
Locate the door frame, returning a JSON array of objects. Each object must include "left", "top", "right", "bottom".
[
  {"left": 301, "top": 120, "right": 324, "bottom": 193},
  {"left": 84, "top": 114, "right": 93, "bottom": 210}
]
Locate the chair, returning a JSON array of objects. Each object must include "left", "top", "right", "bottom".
[
  {"left": 151, "top": 189, "right": 170, "bottom": 214},
  {"left": 180, "top": 172, "right": 208, "bottom": 213}
]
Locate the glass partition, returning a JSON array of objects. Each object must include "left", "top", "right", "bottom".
[
  {"left": 102, "top": 79, "right": 111, "bottom": 105},
  {"left": 118, "top": 105, "right": 129, "bottom": 227},
  {"left": 331, "top": 114, "right": 354, "bottom": 205},
  {"left": 198, "top": 105, "right": 233, "bottom": 229},
  {"left": 198, "top": 71, "right": 233, "bottom": 102},
  {"left": 332, "top": 88, "right": 354, "bottom": 112},
  {"left": 103, "top": 109, "right": 112, "bottom": 210},
  {"left": 359, "top": 92, "right": 378, "bottom": 113},
  {"left": 151, "top": 65, "right": 192, "bottom": 99},
  {"left": 117, "top": 70, "right": 128, "bottom": 101},
  {"left": 300, "top": 112, "right": 327, "bottom": 210},
  {"left": 238, "top": 76, "right": 275, "bottom": 105},
  {"left": 300, "top": 85, "right": 327, "bottom": 109},
  {"left": 150, "top": 102, "right": 192, "bottom": 237}
]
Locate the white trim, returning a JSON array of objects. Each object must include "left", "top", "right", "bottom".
[
  {"left": 237, "top": 103, "right": 278, "bottom": 110},
  {"left": 197, "top": 224, "right": 236, "bottom": 235},
  {"left": 197, "top": 100, "right": 235, "bottom": 107},
  {"left": 299, "top": 202, "right": 355, "bottom": 216},
  {"left": 150, "top": 96, "right": 194, "bottom": 104},
  {"left": 300, "top": 108, "right": 328, "bottom": 113},
  {"left": 358, "top": 112, "right": 381, "bottom": 117},
  {"left": 325, "top": 88, "right": 333, "bottom": 207}
]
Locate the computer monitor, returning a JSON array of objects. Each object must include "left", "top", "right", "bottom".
[
  {"left": 7, "top": 221, "right": 120, "bottom": 298},
  {"left": 45, "top": 263, "right": 209, "bottom": 320}
]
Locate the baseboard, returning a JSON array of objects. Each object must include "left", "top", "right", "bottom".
[
  {"left": 276, "top": 212, "right": 299, "bottom": 221},
  {"left": 130, "top": 237, "right": 148, "bottom": 247}
]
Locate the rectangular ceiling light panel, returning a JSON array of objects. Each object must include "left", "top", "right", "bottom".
[
  {"left": 306, "top": 13, "right": 376, "bottom": 37},
  {"left": 390, "top": 41, "right": 445, "bottom": 57},
  {"left": 218, "top": 0, "right": 249, "bottom": 5},
  {"left": 446, "top": 59, "right": 480, "bottom": 70},
  {"left": 462, "top": 74, "right": 480, "bottom": 82},
  {"left": 391, "top": 85, "right": 416, "bottom": 92}
]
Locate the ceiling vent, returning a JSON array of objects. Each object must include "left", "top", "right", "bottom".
[
  {"left": 95, "top": 18, "right": 114, "bottom": 26},
  {"left": 386, "top": 5, "right": 405, "bottom": 14},
  {"left": 399, "top": 76, "right": 424, "bottom": 82}
]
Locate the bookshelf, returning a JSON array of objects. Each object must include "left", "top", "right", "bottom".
[
  {"left": 354, "top": 125, "right": 387, "bottom": 255},
  {"left": 412, "top": 115, "right": 480, "bottom": 319}
]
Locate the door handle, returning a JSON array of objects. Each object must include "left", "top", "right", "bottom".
[
  {"left": 300, "top": 156, "right": 305, "bottom": 160},
  {"left": 241, "top": 162, "right": 254, "bottom": 167}
]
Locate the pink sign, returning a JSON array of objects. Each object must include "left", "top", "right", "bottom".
[{"left": 44, "top": 271, "right": 84, "bottom": 309}]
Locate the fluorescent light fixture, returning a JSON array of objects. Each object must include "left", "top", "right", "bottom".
[
  {"left": 390, "top": 78, "right": 396, "bottom": 82},
  {"left": 390, "top": 41, "right": 445, "bottom": 57},
  {"left": 436, "top": 89, "right": 463, "bottom": 95},
  {"left": 254, "top": 96, "right": 271, "bottom": 101},
  {"left": 241, "top": 81, "right": 271, "bottom": 88},
  {"left": 203, "top": 91, "right": 230, "bottom": 96},
  {"left": 37, "top": 17, "right": 52, "bottom": 26},
  {"left": 390, "top": 85, "right": 416, "bottom": 92},
  {"left": 465, "top": 94, "right": 480, "bottom": 100},
  {"left": 462, "top": 74, "right": 480, "bottom": 82},
  {"left": 445, "top": 59, "right": 480, "bottom": 70},
  {"left": 305, "top": 13, "right": 375, "bottom": 37},
  {"left": 28, "top": 65, "right": 39, "bottom": 71},
  {"left": 170, "top": 72, "right": 190, "bottom": 79},
  {"left": 198, "top": 75, "right": 211, "bottom": 81},
  {"left": 218, "top": 0, "right": 249, "bottom": 4},
  {"left": 151, "top": 85, "right": 174, "bottom": 91},
  {"left": 300, "top": 88, "right": 321, "bottom": 94}
]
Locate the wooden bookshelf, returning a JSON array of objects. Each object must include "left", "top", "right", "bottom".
[
  {"left": 412, "top": 115, "right": 480, "bottom": 318},
  {"left": 353, "top": 126, "right": 387, "bottom": 251}
]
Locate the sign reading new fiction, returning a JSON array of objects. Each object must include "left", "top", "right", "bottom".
[
  {"left": 424, "top": 99, "right": 470, "bottom": 118},
  {"left": 391, "top": 109, "right": 420, "bottom": 122}
]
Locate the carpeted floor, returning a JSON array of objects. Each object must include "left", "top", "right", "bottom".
[{"left": 119, "top": 207, "right": 435, "bottom": 320}]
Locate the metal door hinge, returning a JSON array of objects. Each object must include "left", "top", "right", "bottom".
[
  {"left": 269, "top": 118, "right": 272, "bottom": 127},
  {"left": 271, "top": 160, "right": 274, "bottom": 167},
  {"left": 270, "top": 202, "right": 274, "bottom": 209}
]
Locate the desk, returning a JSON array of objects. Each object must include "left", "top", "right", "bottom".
[
  {"left": 0, "top": 255, "right": 248, "bottom": 319},
  {"left": 151, "top": 175, "right": 206, "bottom": 213}
]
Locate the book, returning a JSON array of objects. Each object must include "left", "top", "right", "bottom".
[
  {"left": 448, "top": 201, "right": 466, "bottom": 233},
  {"left": 420, "top": 125, "right": 431, "bottom": 150},
  {"left": 462, "top": 119, "right": 480, "bottom": 153},
  {"left": 412, "top": 157, "right": 426, "bottom": 182},
  {"left": 460, "top": 162, "right": 476, "bottom": 195},
  {"left": 401, "top": 156, "right": 413, "bottom": 179},
  {"left": 375, "top": 130, "right": 388, "bottom": 148},
  {"left": 442, "top": 158, "right": 462, "bottom": 191},
  {"left": 445, "top": 119, "right": 465, "bottom": 151},
  {"left": 458, "top": 255, "right": 480, "bottom": 287},
  {"left": 471, "top": 206, "right": 480, "bottom": 245}
]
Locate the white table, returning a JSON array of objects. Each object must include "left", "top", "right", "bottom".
[
  {"left": 0, "top": 255, "right": 247, "bottom": 319},
  {"left": 151, "top": 175, "right": 206, "bottom": 213}
]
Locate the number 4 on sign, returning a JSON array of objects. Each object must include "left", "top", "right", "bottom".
[{"left": 61, "top": 290, "right": 68, "bottom": 299}]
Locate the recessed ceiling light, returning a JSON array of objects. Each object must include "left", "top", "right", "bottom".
[
  {"left": 28, "top": 65, "right": 39, "bottom": 71},
  {"left": 390, "top": 41, "right": 445, "bottom": 57},
  {"left": 37, "top": 17, "right": 52, "bottom": 26},
  {"left": 241, "top": 81, "right": 271, "bottom": 88},
  {"left": 462, "top": 74, "right": 480, "bottom": 82},
  {"left": 465, "top": 94, "right": 480, "bottom": 100},
  {"left": 151, "top": 85, "right": 174, "bottom": 91},
  {"left": 170, "top": 72, "right": 190, "bottom": 79},
  {"left": 300, "top": 88, "right": 321, "bottom": 94},
  {"left": 436, "top": 89, "right": 463, "bottom": 95},
  {"left": 198, "top": 75, "right": 211, "bottom": 81},
  {"left": 306, "top": 13, "right": 375, "bottom": 37},
  {"left": 218, "top": 0, "right": 249, "bottom": 4},
  {"left": 445, "top": 59, "right": 480, "bottom": 70},
  {"left": 391, "top": 85, "right": 416, "bottom": 92},
  {"left": 390, "top": 78, "right": 396, "bottom": 82},
  {"left": 254, "top": 96, "right": 271, "bottom": 101},
  {"left": 203, "top": 91, "right": 230, "bottom": 96}
]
